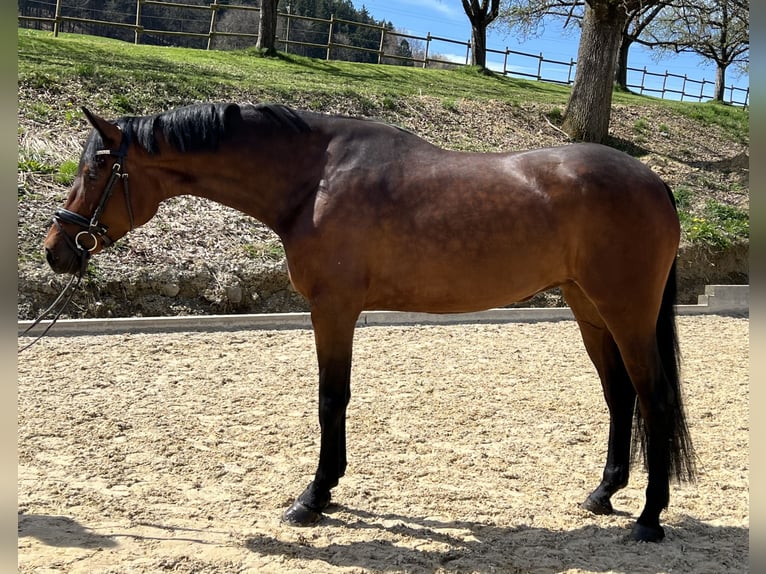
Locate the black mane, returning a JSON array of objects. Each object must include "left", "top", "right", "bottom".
[{"left": 83, "top": 103, "right": 311, "bottom": 163}]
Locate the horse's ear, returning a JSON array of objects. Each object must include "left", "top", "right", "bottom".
[{"left": 82, "top": 107, "right": 122, "bottom": 146}]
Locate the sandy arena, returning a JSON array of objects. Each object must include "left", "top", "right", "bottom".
[{"left": 18, "top": 315, "right": 748, "bottom": 573}]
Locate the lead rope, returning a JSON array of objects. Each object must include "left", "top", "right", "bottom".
[{"left": 18, "top": 246, "right": 89, "bottom": 353}]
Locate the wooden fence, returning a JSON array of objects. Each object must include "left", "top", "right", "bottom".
[{"left": 18, "top": 0, "right": 749, "bottom": 106}]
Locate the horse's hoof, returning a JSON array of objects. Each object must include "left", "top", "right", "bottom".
[
  {"left": 582, "top": 494, "right": 613, "bottom": 515},
  {"left": 281, "top": 499, "right": 323, "bottom": 526},
  {"left": 630, "top": 521, "right": 665, "bottom": 542}
]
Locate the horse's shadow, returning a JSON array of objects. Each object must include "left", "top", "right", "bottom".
[
  {"left": 19, "top": 508, "right": 748, "bottom": 573},
  {"left": 18, "top": 512, "right": 224, "bottom": 548},
  {"left": 245, "top": 505, "right": 748, "bottom": 574},
  {"left": 18, "top": 513, "right": 119, "bottom": 549}
]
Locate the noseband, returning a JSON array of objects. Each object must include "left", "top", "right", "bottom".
[{"left": 20, "top": 123, "right": 135, "bottom": 351}]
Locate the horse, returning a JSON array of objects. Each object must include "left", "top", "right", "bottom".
[{"left": 42, "top": 102, "right": 695, "bottom": 542}]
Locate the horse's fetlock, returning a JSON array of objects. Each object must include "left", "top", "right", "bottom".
[{"left": 299, "top": 482, "right": 332, "bottom": 511}]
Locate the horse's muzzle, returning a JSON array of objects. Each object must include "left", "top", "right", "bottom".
[{"left": 44, "top": 244, "right": 82, "bottom": 275}]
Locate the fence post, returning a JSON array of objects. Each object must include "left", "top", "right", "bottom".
[
  {"left": 207, "top": 2, "right": 219, "bottom": 50},
  {"left": 423, "top": 32, "right": 430, "bottom": 68},
  {"left": 53, "top": 0, "right": 62, "bottom": 37},
  {"left": 661, "top": 70, "right": 668, "bottom": 99},
  {"left": 699, "top": 78, "right": 706, "bottom": 101},
  {"left": 680, "top": 74, "right": 687, "bottom": 102},
  {"left": 503, "top": 47, "right": 509, "bottom": 75},
  {"left": 134, "top": 0, "right": 142, "bottom": 45},
  {"left": 536, "top": 52, "right": 543, "bottom": 80},
  {"left": 465, "top": 38, "right": 470, "bottom": 65},
  {"left": 326, "top": 14, "right": 334, "bottom": 60},
  {"left": 377, "top": 24, "right": 385, "bottom": 64},
  {"left": 283, "top": 6, "right": 292, "bottom": 54},
  {"left": 567, "top": 58, "right": 575, "bottom": 83},
  {"left": 639, "top": 66, "right": 647, "bottom": 94}
]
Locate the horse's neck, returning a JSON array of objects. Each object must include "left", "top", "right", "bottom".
[{"left": 153, "top": 142, "right": 321, "bottom": 235}]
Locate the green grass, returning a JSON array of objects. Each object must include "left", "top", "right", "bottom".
[
  {"left": 675, "top": 187, "right": 749, "bottom": 248},
  {"left": 667, "top": 99, "right": 749, "bottom": 144},
  {"left": 18, "top": 28, "right": 748, "bottom": 140},
  {"left": 18, "top": 148, "right": 77, "bottom": 187},
  {"left": 54, "top": 160, "right": 79, "bottom": 186},
  {"left": 18, "top": 29, "right": 567, "bottom": 110},
  {"left": 18, "top": 158, "right": 55, "bottom": 174},
  {"left": 679, "top": 208, "right": 748, "bottom": 248},
  {"left": 243, "top": 242, "right": 286, "bottom": 262}
]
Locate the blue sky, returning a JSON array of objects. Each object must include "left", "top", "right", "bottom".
[{"left": 356, "top": 0, "right": 749, "bottom": 104}]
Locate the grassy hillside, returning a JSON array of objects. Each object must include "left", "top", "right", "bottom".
[
  {"left": 17, "top": 29, "right": 749, "bottom": 318},
  {"left": 19, "top": 29, "right": 748, "bottom": 132}
]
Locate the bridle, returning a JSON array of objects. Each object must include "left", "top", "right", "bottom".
[
  {"left": 20, "top": 122, "right": 135, "bottom": 351},
  {"left": 53, "top": 121, "right": 135, "bottom": 255}
]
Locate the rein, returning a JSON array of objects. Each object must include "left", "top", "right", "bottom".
[
  {"left": 18, "top": 255, "right": 88, "bottom": 353},
  {"left": 20, "top": 124, "right": 135, "bottom": 352}
]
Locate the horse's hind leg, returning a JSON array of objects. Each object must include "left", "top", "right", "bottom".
[
  {"left": 561, "top": 284, "right": 635, "bottom": 516},
  {"left": 581, "top": 273, "right": 695, "bottom": 542},
  {"left": 604, "top": 325, "right": 673, "bottom": 541}
]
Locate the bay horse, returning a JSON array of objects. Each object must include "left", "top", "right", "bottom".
[{"left": 42, "top": 102, "right": 695, "bottom": 542}]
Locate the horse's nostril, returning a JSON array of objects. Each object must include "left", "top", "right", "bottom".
[{"left": 45, "top": 247, "right": 56, "bottom": 267}]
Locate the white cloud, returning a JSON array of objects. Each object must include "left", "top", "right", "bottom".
[
  {"left": 402, "top": 0, "right": 462, "bottom": 19},
  {"left": 430, "top": 51, "right": 469, "bottom": 64}
]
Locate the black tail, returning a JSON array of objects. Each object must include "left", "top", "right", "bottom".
[{"left": 632, "top": 185, "right": 697, "bottom": 483}]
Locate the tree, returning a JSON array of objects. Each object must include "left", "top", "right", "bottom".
[
  {"left": 394, "top": 38, "right": 415, "bottom": 65},
  {"left": 461, "top": 0, "right": 501, "bottom": 69},
  {"left": 498, "top": 0, "right": 584, "bottom": 37},
  {"left": 499, "top": 0, "right": 749, "bottom": 102},
  {"left": 497, "top": 0, "right": 666, "bottom": 93},
  {"left": 560, "top": 0, "right": 654, "bottom": 142},
  {"left": 285, "top": 0, "right": 399, "bottom": 63},
  {"left": 642, "top": 0, "right": 749, "bottom": 101},
  {"left": 615, "top": 2, "right": 669, "bottom": 90},
  {"left": 214, "top": 3, "right": 262, "bottom": 50},
  {"left": 257, "top": 0, "right": 280, "bottom": 54},
  {"left": 381, "top": 33, "right": 417, "bottom": 66}
]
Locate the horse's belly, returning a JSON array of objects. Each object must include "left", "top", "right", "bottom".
[{"left": 363, "top": 249, "right": 567, "bottom": 313}]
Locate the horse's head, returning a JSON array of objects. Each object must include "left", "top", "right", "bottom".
[{"left": 44, "top": 108, "right": 143, "bottom": 275}]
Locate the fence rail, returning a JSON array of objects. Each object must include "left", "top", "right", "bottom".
[{"left": 18, "top": 0, "right": 749, "bottom": 106}]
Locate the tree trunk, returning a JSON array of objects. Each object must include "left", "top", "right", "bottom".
[
  {"left": 461, "top": 0, "right": 499, "bottom": 70},
  {"left": 614, "top": 36, "right": 631, "bottom": 90},
  {"left": 715, "top": 64, "right": 726, "bottom": 101},
  {"left": 471, "top": 25, "right": 487, "bottom": 67},
  {"left": 562, "top": 1, "right": 627, "bottom": 142},
  {"left": 257, "top": 0, "right": 279, "bottom": 55}
]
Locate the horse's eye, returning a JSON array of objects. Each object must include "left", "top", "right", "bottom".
[{"left": 84, "top": 160, "right": 103, "bottom": 180}]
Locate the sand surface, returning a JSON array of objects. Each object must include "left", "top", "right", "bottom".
[{"left": 18, "top": 315, "right": 749, "bottom": 573}]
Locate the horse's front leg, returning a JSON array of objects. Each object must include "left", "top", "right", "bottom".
[{"left": 282, "top": 306, "right": 357, "bottom": 526}]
